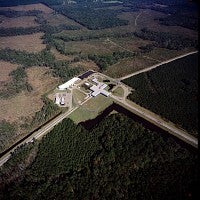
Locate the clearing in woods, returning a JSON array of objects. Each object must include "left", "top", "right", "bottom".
[
  {"left": 0, "top": 3, "right": 53, "bottom": 14},
  {"left": 0, "top": 61, "right": 18, "bottom": 88},
  {"left": 0, "top": 67, "right": 59, "bottom": 124},
  {"left": 0, "top": 16, "right": 39, "bottom": 28},
  {"left": 0, "top": 32, "right": 46, "bottom": 53}
]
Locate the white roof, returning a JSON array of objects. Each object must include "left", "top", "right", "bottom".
[
  {"left": 90, "top": 81, "right": 110, "bottom": 97},
  {"left": 58, "top": 77, "right": 80, "bottom": 90}
]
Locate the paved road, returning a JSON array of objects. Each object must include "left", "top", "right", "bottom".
[
  {"left": 111, "top": 94, "right": 198, "bottom": 148},
  {"left": 119, "top": 51, "right": 198, "bottom": 80},
  {"left": 0, "top": 96, "right": 92, "bottom": 167}
]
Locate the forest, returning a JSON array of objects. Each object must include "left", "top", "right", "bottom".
[
  {"left": 0, "top": 113, "right": 198, "bottom": 199},
  {"left": 0, "top": 121, "right": 17, "bottom": 153},
  {"left": 134, "top": 28, "right": 197, "bottom": 50},
  {"left": 123, "top": 53, "right": 198, "bottom": 134},
  {"left": 56, "top": 5, "right": 129, "bottom": 30}
]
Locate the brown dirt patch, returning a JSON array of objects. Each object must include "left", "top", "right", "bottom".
[
  {"left": 0, "top": 3, "right": 53, "bottom": 14},
  {"left": 0, "top": 61, "right": 18, "bottom": 88},
  {"left": 70, "top": 60, "right": 99, "bottom": 71},
  {"left": 0, "top": 32, "right": 46, "bottom": 52},
  {"left": 0, "top": 67, "right": 59, "bottom": 123},
  {"left": 0, "top": 16, "right": 39, "bottom": 28}
]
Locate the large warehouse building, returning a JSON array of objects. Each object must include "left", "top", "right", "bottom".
[{"left": 58, "top": 77, "right": 81, "bottom": 90}]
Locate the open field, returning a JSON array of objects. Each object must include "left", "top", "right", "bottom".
[
  {"left": 0, "top": 61, "right": 18, "bottom": 88},
  {"left": 117, "top": 9, "right": 198, "bottom": 39},
  {"left": 0, "top": 3, "right": 53, "bottom": 14},
  {"left": 105, "top": 56, "right": 157, "bottom": 78},
  {"left": 0, "top": 16, "right": 39, "bottom": 28},
  {"left": 27, "top": 67, "right": 59, "bottom": 95},
  {"left": 69, "top": 60, "right": 99, "bottom": 71},
  {"left": 0, "top": 67, "right": 59, "bottom": 124},
  {"left": 0, "top": 32, "right": 46, "bottom": 52},
  {"left": 113, "top": 86, "right": 124, "bottom": 97},
  {"left": 69, "top": 95, "right": 113, "bottom": 123},
  {"left": 64, "top": 38, "right": 123, "bottom": 55}
]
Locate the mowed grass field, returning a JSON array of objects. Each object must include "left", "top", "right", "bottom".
[
  {"left": 0, "top": 32, "right": 46, "bottom": 52},
  {"left": 69, "top": 95, "right": 113, "bottom": 123}
]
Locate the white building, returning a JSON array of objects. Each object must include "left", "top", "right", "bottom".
[
  {"left": 58, "top": 77, "right": 81, "bottom": 90},
  {"left": 90, "top": 78, "right": 110, "bottom": 97},
  {"left": 55, "top": 93, "right": 61, "bottom": 105}
]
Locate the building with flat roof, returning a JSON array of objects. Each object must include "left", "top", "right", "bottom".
[
  {"left": 90, "top": 78, "right": 110, "bottom": 97},
  {"left": 58, "top": 77, "right": 80, "bottom": 90},
  {"left": 78, "top": 70, "right": 95, "bottom": 79}
]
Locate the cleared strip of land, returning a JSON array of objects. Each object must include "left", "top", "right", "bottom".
[{"left": 119, "top": 51, "right": 198, "bottom": 80}]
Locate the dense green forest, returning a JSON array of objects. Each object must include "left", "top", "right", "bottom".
[
  {"left": 134, "top": 28, "right": 197, "bottom": 50},
  {"left": 123, "top": 53, "right": 198, "bottom": 134},
  {"left": 56, "top": 5, "right": 129, "bottom": 30},
  {"left": 0, "top": 114, "right": 198, "bottom": 199}
]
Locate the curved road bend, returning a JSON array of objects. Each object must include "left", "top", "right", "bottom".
[
  {"left": 0, "top": 96, "right": 92, "bottom": 167},
  {"left": 119, "top": 51, "right": 198, "bottom": 80},
  {"left": 111, "top": 94, "right": 198, "bottom": 148}
]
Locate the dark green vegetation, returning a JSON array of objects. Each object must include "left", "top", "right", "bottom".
[
  {"left": 57, "top": 5, "right": 128, "bottom": 30},
  {"left": 0, "top": 25, "right": 80, "bottom": 37},
  {"left": 0, "top": 48, "right": 81, "bottom": 81},
  {"left": 88, "top": 51, "right": 135, "bottom": 70},
  {"left": 123, "top": 53, "right": 198, "bottom": 134},
  {"left": 135, "top": 28, "right": 197, "bottom": 50},
  {"left": 0, "top": 67, "right": 32, "bottom": 98},
  {"left": 30, "top": 97, "right": 61, "bottom": 128},
  {"left": 0, "top": 121, "right": 17, "bottom": 153},
  {"left": 0, "top": 114, "right": 198, "bottom": 199}
]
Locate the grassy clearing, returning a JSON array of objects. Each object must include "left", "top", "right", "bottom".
[
  {"left": 0, "top": 32, "right": 46, "bottom": 53},
  {"left": 0, "top": 16, "right": 39, "bottom": 28},
  {"left": 0, "top": 3, "right": 53, "bottom": 14},
  {"left": 69, "top": 60, "right": 99, "bottom": 71},
  {"left": 64, "top": 38, "right": 122, "bottom": 55},
  {"left": 113, "top": 86, "right": 124, "bottom": 97},
  {"left": 72, "top": 89, "right": 87, "bottom": 104},
  {"left": 0, "top": 67, "right": 59, "bottom": 124},
  {"left": 105, "top": 56, "right": 157, "bottom": 78},
  {"left": 0, "top": 61, "right": 18, "bottom": 87},
  {"left": 69, "top": 95, "right": 113, "bottom": 123},
  {"left": 144, "top": 47, "right": 197, "bottom": 61}
]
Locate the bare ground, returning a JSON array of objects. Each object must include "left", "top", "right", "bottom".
[
  {"left": 0, "top": 32, "right": 46, "bottom": 52},
  {"left": 0, "top": 67, "right": 59, "bottom": 124},
  {"left": 0, "top": 61, "right": 18, "bottom": 89},
  {"left": 0, "top": 3, "right": 53, "bottom": 14},
  {"left": 0, "top": 16, "right": 39, "bottom": 28}
]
